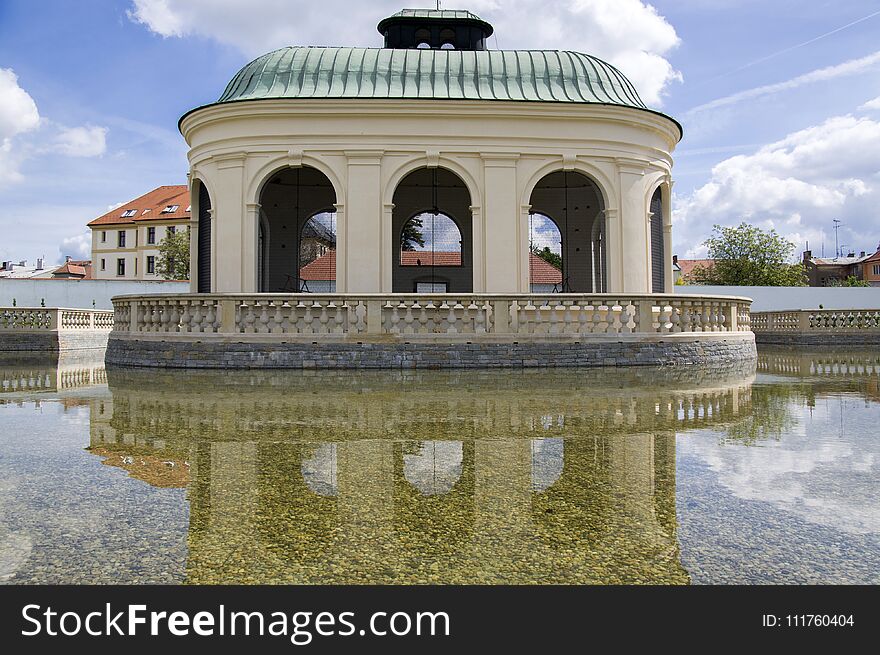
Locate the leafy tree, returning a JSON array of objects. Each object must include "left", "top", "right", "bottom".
[
  {"left": 692, "top": 223, "right": 807, "bottom": 286},
  {"left": 530, "top": 245, "right": 562, "bottom": 271},
  {"left": 156, "top": 228, "right": 190, "bottom": 280},
  {"left": 400, "top": 217, "right": 426, "bottom": 251},
  {"left": 830, "top": 275, "right": 870, "bottom": 287}
]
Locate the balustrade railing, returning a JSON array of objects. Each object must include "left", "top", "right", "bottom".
[
  {"left": 0, "top": 307, "right": 114, "bottom": 331},
  {"left": 110, "top": 294, "right": 753, "bottom": 340},
  {"left": 752, "top": 309, "right": 880, "bottom": 335}
]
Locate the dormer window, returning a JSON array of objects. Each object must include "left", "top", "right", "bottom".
[
  {"left": 120, "top": 209, "right": 137, "bottom": 218},
  {"left": 161, "top": 205, "right": 179, "bottom": 214}
]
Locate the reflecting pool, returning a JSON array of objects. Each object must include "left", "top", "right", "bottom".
[{"left": 0, "top": 348, "right": 878, "bottom": 584}]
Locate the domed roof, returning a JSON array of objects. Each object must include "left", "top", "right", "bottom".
[{"left": 216, "top": 46, "right": 648, "bottom": 109}]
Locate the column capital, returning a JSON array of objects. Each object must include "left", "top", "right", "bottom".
[
  {"left": 245, "top": 202, "right": 261, "bottom": 213},
  {"left": 469, "top": 204, "right": 482, "bottom": 214},
  {"left": 214, "top": 152, "right": 247, "bottom": 169},
  {"left": 344, "top": 150, "right": 384, "bottom": 165},
  {"left": 480, "top": 152, "right": 519, "bottom": 166}
]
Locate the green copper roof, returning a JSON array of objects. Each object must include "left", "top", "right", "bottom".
[
  {"left": 217, "top": 47, "right": 649, "bottom": 109},
  {"left": 384, "top": 8, "right": 485, "bottom": 21}
]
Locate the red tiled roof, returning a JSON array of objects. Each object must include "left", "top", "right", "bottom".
[
  {"left": 299, "top": 250, "right": 561, "bottom": 284},
  {"left": 529, "top": 252, "right": 562, "bottom": 284},
  {"left": 676, "top": 259, "right": 713, "bottom": 281},
  {"left": 52, "top": 260, "right": 93, "bottom": 279},
  {"left": 400, "top": 251, "right": 462, "bottom": 266},
  {"left": 299, "top": 249, "right": 336, "bottom": 280},
  {"left": 863, "top": 247, "right": 880, "bottom": 264},
  {"left": 87, "top": 185, "right": 190, "bottom": 226}
]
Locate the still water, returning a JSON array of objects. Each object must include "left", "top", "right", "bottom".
[{"left": 0, "top": 349, "right": 878, "bottom": 584}]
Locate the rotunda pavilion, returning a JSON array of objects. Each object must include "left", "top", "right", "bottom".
[{"left": 107, "top": 8, "right": 755, "bottom": 369}]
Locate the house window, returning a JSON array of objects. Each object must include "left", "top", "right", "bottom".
[
  {"left": 117, "top": 231, "right": 126, "bottom": 247},
  {"left": 120, "top": 209, "right": 137, "bottom": 218},
  {"left": 147, "top": 227, "right": 156, "bottom": 244},
  {"left": 101, "top": 231, "right": 106, "bottom": 243},
  {"left": 116, "top": 259, "right": 125, "bottom": 276},
  {"left": 161, "top": 205, "right": 179, "bottom": 214},
  {"left": 100, "top": 258, "right": 105, "bottom": 271},
  {"left": 168, "top": 225, "right": 176, "bottom": 235},
  {"left": 147, "top": 256, "right": 155, "bottom": 274},
  {"left": 874, "top": 265, "right": 880, "bottom": 276}
]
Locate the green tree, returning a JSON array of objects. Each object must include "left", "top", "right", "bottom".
[
  {"left": 530, "top": 245, "right": 562, "bottom": 271},
  {"left": 830, "top": 275, "right": 870, "bottom": 287},
  {"left": 401, "top": 217, "right": 426, "bottom": 251},
  {"left": 156, "top": 228, "right": 190, "bottom": 280},
  {"left": 692, "top": 222, "right": 807, "bottom": 286}
]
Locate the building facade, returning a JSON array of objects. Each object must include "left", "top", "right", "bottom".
[
  {"left": 803, "top": 245, "right": 880, "bottom": 287},
  {"left": 88, "top": 185, "right": 190, "bottom": 280},
  {"left": 180, "top": 9, "right": 680, "bottom": 296}
]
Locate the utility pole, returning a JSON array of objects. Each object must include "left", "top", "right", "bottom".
[{"left": 833, "top": 219, "right": 842, "bottom": 258}]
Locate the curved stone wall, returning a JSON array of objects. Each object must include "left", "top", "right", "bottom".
[{"left": 106, "top": 332, "right": 755, "bottom": 369}]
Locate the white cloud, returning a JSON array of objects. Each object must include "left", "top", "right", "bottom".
[
  {"left": 128, "top": 0, "right": 681, "bottom": 105},
  {"left": 0, "top": 69, "right": 109, "bottom": 186},
  {"left": 674, "top": 114, "right": 880, "bottom": 257},
  {"left": 53, "top": 125, "right": 108, "bottom": 157},
  {"left": 859, "top": 95, "right": 880, "bottom": 111},
  {"left": 59, "top": 233, "right": 92, "bottom": 261},
  {"left": 0, "top": 68, "right": 41, "bottom": 184},
  {"left": 687, "top": 50, "right": 880, "bottom": 115}
]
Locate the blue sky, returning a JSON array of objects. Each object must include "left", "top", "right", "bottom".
[{"left": 1, "top": 0, "right": 879, "bottom": 264}]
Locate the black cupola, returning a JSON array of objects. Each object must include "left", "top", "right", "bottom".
[{"left": 377, "top": 8, "right": 494, "bottom": 51}]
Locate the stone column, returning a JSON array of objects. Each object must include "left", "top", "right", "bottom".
[
  {"left": 663, "top": 180, "right": 674, "bottom": 294},
  {"left": 243, "top": 202, "right": 260, "bottom": 293},
  {"left": 618, "top": 161, "right": 650, "bottom": 293},
  {"left": 344, "top": 151, "right": 384, "bottom": 292},
  {"left": 212, "top": 153, "right": 247, "bottom": 293},
  {"left": 519, "top": 204, "right": 531, "bottom": 292},
  {"left": 188, "top": 178, "right": 199, "bottom": 293},
  {"left": 481, "top": 154, "right": 519, "bottom": 293},
  {"left": 381, "top": 202, "right": 395, "bottom": 292},
  {"left": 335, "top": 202, "right": 347, "bottom": 292},
  {"left": 603, "top": 208, "right": 621, "bottom": 292}
]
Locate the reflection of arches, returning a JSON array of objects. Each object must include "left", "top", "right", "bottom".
[
  {"left": 528, "top": 171, "right": 607, "bottom": 292},
  {"left": 650, "top": 186, "right": 665, "bottom": 293},
  {"left": 195, "top": 179, "right": 212, "bottom": 293},
  {"left": 403, "top": 441, "right": 463, "bottom": 495},
  {"left": 257, "top": 166, "right": 336, "bottom": 292},
  {"left": 301, "top": 443, "right": 337, "bottom": 496},
  {"left": 531, "top": 438, "right": 564, "bottom": 492},
  {"left": 392, "top": 168, "right": 473, "bottom": 292}
]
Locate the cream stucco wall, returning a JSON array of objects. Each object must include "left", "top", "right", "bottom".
[{"left": 181, "top": 99, "right": 679, "bottom": 294}]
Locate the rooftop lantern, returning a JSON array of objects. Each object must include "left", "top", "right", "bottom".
[{"left": 377, "top": 8, "right": 494, "bottom": 50}]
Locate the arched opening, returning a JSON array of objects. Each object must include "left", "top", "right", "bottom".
[
  {"left": 257, "top": 166, "right": 336, "bottom": 292},
  {"left": 195, "top": 180, "right": 211, "bottom": 293},
  {"left": 528, "top": 171, "right": 606, "bottom": 292},
  {"left": 650, "top": 186, "right": 665, "bottom": 293},
  {"left": 528, "top": 213, "right": 563, "bottom": 293},
  {"left": 392, "top": 167, "right": 473, "bottom": 293}
]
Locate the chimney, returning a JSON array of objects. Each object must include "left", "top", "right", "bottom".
[
  {"left": 65, "top": 255, "right": 71, "bottom": 263},
  {"left": 847, "top": 252, "right": 855, "bottom": 258},
  {"left": 803, "top": 250, "right": 812, "bottom": 262},
  {"left": 672, "top": 254, "right": 678, "bottom": 265},
  {"left": 860, "top": 251, "right": 866, "bottom": 258},
  {"left": 36, "top": 258, "right": 43, "bottom": 270}
]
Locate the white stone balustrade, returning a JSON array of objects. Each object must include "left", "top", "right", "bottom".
[
  {"left": 0, "top": 307, "right": 114, "bottom": 332},
  {"left": 752, "top": 309, "right": 880, "bottom": 335},
  {"left": 110, "top": 293, "right": 752, "bottom": 341}
]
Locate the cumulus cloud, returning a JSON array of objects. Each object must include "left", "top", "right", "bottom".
[
  {"left": 59, "top": 233, "right": 92, "bottom": 261},
  {"left": 128, "top": 0, "right": 681, "bottom": 105},
  {"left": 674, "top": 114, "right": 880, "bottom": 258},
  {"left": 53, "top": 125, "right": 108, "bottom": 157},
  {"left": 859, "top": 95, "right": 880, "bottom": 111},
  {"left": 0, "top": 68, "right": 109, "bottom": 186},
  {"left": 0, "top": 68, "right": 41, "bottom": 184}
]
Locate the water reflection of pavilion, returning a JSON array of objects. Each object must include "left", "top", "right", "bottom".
[
  {"left": 90, "top": 364, "right": 756, "bottom": 584},
  {"left": 0, "top": 352, "right": 106, "bottom": 395}
]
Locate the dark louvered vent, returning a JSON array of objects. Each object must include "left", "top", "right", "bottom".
[
  {"left": 650, "top": 188, "right": 665, "bottom": 293},
  {"left": 197, "top": 183, "right": 211, "bottom": 293}
]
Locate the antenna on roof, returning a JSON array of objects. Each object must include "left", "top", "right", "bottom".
[{"left": 833, "top": 218, "right": 842, "bottom": 258}]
